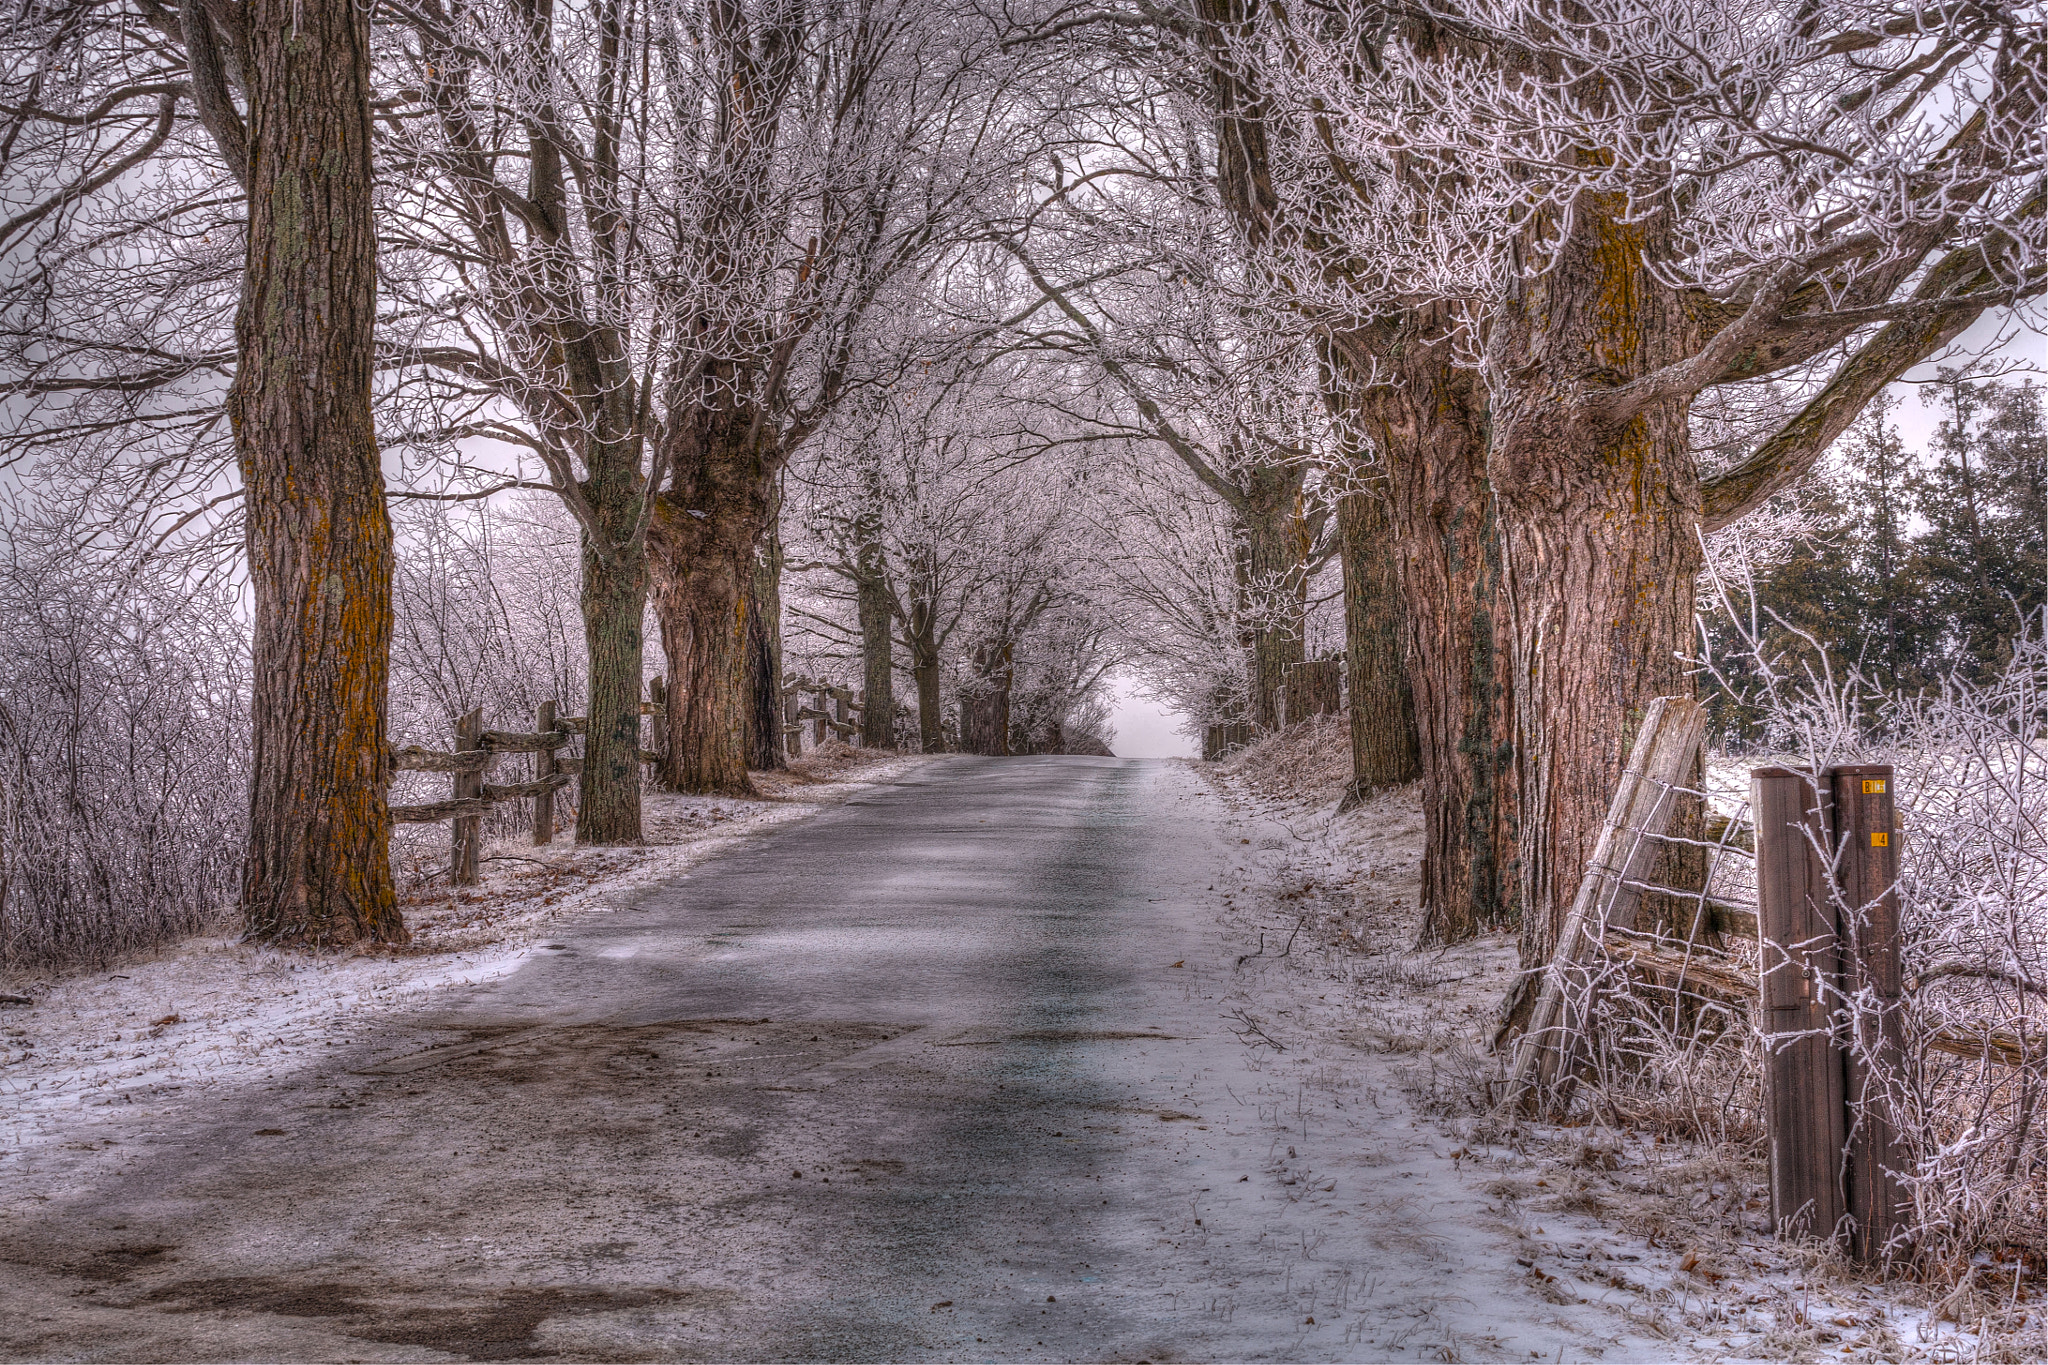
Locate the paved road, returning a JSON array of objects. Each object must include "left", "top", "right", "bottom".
[{"left": 2, "top": 757, "right": 1273, "bottom": 1362}]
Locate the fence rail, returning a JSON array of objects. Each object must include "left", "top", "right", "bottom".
[
  {"left": 781, "top": 675, "right": 865, "bottom": 752},
  {"left": 389, "top": 678, "right": 672, "bottom": 884},
  {"left": 393, "top": 674, "right": 874, "bottom": 881}
]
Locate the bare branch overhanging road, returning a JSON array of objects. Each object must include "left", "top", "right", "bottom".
[{"left": 0, "top": 757, "right": 1667, "bottom": 1362}]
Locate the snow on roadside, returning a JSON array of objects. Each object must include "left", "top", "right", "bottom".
[
  {"left": 1198, "top": 718, "right": 2009, "bottom": 1364},
  {"left": 0, "top": 749, "right": 929, "bottom": 1158}
]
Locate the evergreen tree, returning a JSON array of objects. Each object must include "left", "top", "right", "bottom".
[
  {"left": 1978, "top": 379, "right": 2047, "bottom": 614},
  {"left": 1914, "top": 373, "right": 2046, "bottom": 681},
  {"left": 1835, "top": 392, "right": 1931, "bottom": 687}
]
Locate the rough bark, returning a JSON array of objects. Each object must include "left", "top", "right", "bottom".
[
  {"left": 650, "top": 546, "right": 752, "bottom": 795},
  {"left": 856, "top": 565, "right": 896, "bottom": 748},
  {"left": 232, "top": 0, "right": 402, "bottom": 945},
  {"left": 1484, "top": 193, "right": 1703, "bottom": 977},
  {"left": 1238, "top": 464, "right": 1310, "bottom": 729},
  {"left": 960, "top": 641, "right": 1012, "bottom": 756},
  {"left": 1336, "top": 485, "right": 1420, "bottom": 808},
  {"left": 649, "top": 415, "right": 776, "bottom": 795},
  {"left": 852, "top": 502, "right": 896, "bottom": 748},
  {"left": 745, "top": 531, "right": 786, "bottom": 772},
  {"left": 1340, "top": 339, "right": 1520, "bottom": 947},
  {"left": 907, "top": 598, "right": 944, "bottom": 753},
  {"left": 575, "top": 536, "right": 647, "bottom": 842}
]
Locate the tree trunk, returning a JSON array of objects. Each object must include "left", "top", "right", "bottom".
[
  {"left": 575, "top": 536, "right": 647, "bottom": 842},
  {"left": 652, "top": 546, "right": 753, "bottom": 794},
  {"left": 907, "top": 600, "right": 943, "bottom": 753},
  {"left": 855, "top": 534, "right": 896, "bottom": 749},
  {"left": 1336, "top": 485, "right": 1419, "bottom": 808},
  {"left": 745, "top": 533, "right": 786, "bottom": 772},
  {"left": 232, "top": 0, "right": 402, "bottom": 945},
  {"left": 1340, "top": 340, "right": 1520, "bottom": 947},
  {"left": 857, "top": 573, "right": 896, "bottom": 748},
  {"left": 1238, "top": 465, "right": 1309, "bottom": 730},
  {"left": 960, "top": 641, "right": 1012, "bottom": 756},
  {"left": 1484, "top": 194, "right": 1702, "bottom": 979},
  {"left": 649, "top": 412, "right": 776, "bottom": 794}
]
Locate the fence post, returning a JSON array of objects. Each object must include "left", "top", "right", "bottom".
[
  {"left": 533, "top": 700, "right": 557, "bottom": 847},
  {"left": 648, "top": 676, "right": 667, "bottom": 766},
  {"left": 1831, "top": 763, "right": 1909, "bottom": 1264},
  {"left": 784, "top": 691, "right": 802, "bottom": 757},
  {"left": 1752, "top": 767, "right": 1847, "bottom": 1241},
  {"left": 452, "top": 707, "right": 483, "bottom": 885}
]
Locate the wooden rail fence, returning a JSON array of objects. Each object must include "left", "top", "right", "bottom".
[
  {"left": 393, "top": 675, "right": 873, "bottom": 883},
  {"left": 781, "top": 676, "right": 866, "bottom": 754},
  {"left": 390, "top": 678, "right": 669, "bottom": 885}
]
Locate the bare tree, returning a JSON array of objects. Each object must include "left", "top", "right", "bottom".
[
  {"left": 229, "top": 0, "right": 400, "bottom": 942},
  {"left": 1185, "top": 0, "right": 2044, "bottom": 970},
  {"left": 1001, "top": 228, "right": 1337, "bottom": 730},
  {"left": 787, "top": 354, "right": 1119, "bottom": 753},
  {"left": 3, "top": 0, "right": 404, "bottom": 942},
  {"left": 379, "top": 0, "right": 1051, "bottom": 803}
]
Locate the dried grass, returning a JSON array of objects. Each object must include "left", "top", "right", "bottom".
[{"left": 1215, "top": 712, "right": 1353, "bottom": 807}]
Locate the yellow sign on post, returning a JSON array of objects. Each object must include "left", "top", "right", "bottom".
[
  {"left": 1863, "top": 779, "right": 1886, "bottom": 794},
  {"left": 1871, "top": 832, "right": 1889, "bottom": 847}
]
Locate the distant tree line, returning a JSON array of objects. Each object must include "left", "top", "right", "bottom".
[{"left": 1705, "top": 376, "right": 2046, "bottom": 744}]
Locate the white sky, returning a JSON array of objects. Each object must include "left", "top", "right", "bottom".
[
  {"left": 1886, "top": 311, "right": 2045, "bottom": 451},
  {"left": 1105, "top": 672, "right": 1197, "bottom": 758}
]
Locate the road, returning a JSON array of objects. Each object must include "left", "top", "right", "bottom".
[{"left": 0, "top": 757, "right": 1665, "bottom": 1362}]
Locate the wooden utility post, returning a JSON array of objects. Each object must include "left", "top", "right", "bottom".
[
  {"left": 1752, "top": 767, "right": 1846, "bottom": 1240},
  {"left": 1832, "top": 764, "right": 1908, "bottom": 1263},
  {"left": 532, "top": 700, "right": 557, "bottom": 846},
  {"left": 1750, "top": 762, "right": 1907, "bottom": 1262},
  {"left": 452, "top": 707, "right": 484, "bottom": 885}
]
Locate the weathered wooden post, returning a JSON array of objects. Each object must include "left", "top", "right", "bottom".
[
  {"left": 1832, "top": 764, "right": 1908, "bottom": 1264},
  {"left": 833, "top": 687, "right": 851, "bottom": 742},
  {"left": 1752, "top": 767, "right": 1847, "bottom": 1240},
  {"left": 1504, "top": 696, "right": 1709, "bottom": 1107},
  {"left": 647, "top": 676, "right": 667, "bottom": 765},
  {"left": 533, "top": 700, "right": 557, "bottom": 846},
  {"left": 452, "top": 707, "right": 484, "bottom": 885},
  {"left": 810, "top": 685, "right": 828, "bottom": 749}
]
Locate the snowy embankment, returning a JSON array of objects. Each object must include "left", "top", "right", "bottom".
[
  {"left": 1202, "top": 714, "right": 2009, "bottom": 1364},
  {"left": 0, "top": 746, "right": 927, "bottom": 1157}
]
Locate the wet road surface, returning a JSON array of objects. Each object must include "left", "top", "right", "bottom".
[{"left": 1, "top": 757, "right": 1276, "bottom": 1362}]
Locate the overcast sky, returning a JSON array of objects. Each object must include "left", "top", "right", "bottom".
[{"left": 1105, "top": 673, "right": 1197, "bottom": 758}]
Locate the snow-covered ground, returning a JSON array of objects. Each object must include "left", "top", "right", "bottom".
[
  {"left": 1204, "top": 714, "right": 2029, "bottom": 1364},
  {"left": 0, "top": 747, "right": 929, "bottom": 1159}
]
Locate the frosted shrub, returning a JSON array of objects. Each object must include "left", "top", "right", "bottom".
[{"left": 0, "top": 536, "right": 246, "bottom": 974}]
